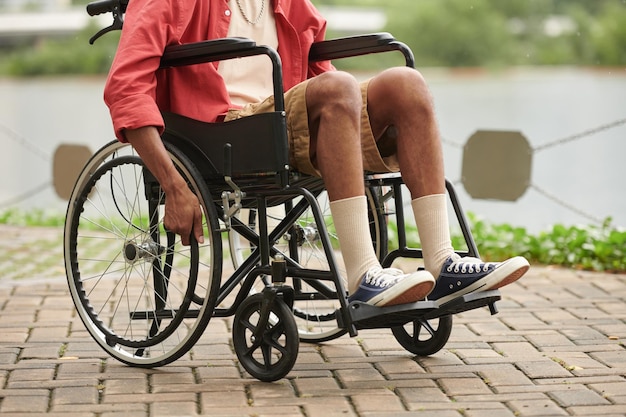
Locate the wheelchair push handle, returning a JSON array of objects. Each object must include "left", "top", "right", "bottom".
[
  {"left": 86, "top": 0, "right": 128, "bottom": 43},
  {"left": 86, "top": 0, "right": 128, "bottom": 16}
]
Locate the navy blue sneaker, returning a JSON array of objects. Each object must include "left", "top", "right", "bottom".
[
  {"left": 348, "top": 267, "right": 435, "bottom": 307},
  {"left": 428, "top": 255, "right": 529, "bottom": 304}
]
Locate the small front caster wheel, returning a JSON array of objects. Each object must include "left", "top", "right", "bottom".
[
  {"left": 232, "top": 293, "right": 299, "bottom": 382},
  {"left": 391, "top": 315, "right": 453, "bottom": 356}
]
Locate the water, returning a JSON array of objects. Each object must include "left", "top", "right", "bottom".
[{"left": 1, "top": 68, "right": 625, "bottom": 232}]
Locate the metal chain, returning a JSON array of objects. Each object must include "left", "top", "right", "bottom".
[
  {"left": 530, "top": 183, "right": 606, "bottom": 225},
  {"left": 441, "top": 137, "right": 464, "bottom": 149},
  {"left": 0, "top": 181, "right": 51, "bottom": 209},
  {"left": 0, "top": 122, "right": 50, "bottom": 162},
  {"left": 533, "top": 118, "right": 626, "bottom": 153}
]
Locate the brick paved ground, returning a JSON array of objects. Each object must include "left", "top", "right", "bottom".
[{"left": 0, "top": 225, "right": 625, "bottom": 416}]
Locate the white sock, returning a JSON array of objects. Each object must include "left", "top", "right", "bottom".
[
  {"left": 411, "top": 194, "right": 454, "bottom": 277},
  {"left": 329, "top": 196, "right": 381, "bottom": 293}
]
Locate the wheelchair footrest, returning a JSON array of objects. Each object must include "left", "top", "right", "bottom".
[
  {"left": 338, "top": 290, "right": 501, "bottom": 331},
  {"left": 423, "top": 290, "right": 501, "bottom": 320},
  {"left": 340, "top": 300, "right": 439, "bottom": 330}
]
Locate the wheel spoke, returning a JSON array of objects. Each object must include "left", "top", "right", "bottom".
[{"left": 419, "top": 319, "right": 437, "bottom": 337}]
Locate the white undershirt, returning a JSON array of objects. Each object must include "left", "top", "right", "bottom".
[{"left": 217, "top": 0, "right": 279, "bottom": 107}]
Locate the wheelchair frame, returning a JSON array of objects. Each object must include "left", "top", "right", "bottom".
[{"left": 65, "top": 5, "right": 501, "bottom": 382}]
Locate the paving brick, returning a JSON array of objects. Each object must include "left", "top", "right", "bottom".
[
  {"left": 374, "top": 357, "right": 427, "bottom": 377},
  {"left": 591, "top": 350, "right": 626, "bottom": 368},
  {"left": 515, "top": 359, "right": 574, "bottom": 379},
  {"left": 27, "top": 327, "right": 69, "bottom": 343},
  {"left": 151, "top": 401, "right": 198, "bottom": 416},
  {"left": 292, "top": 376, "right": 342, "bottom": 395},
  {"left": 301, "top": 396, "right": 356, "bottom": 417},
  {"left": 548, "top": 388, "right": 611, "bottom": 407},
  {"left": 200, "top": 389, "right": 249, "bottom": 409},
  {"left": 19, "top": 344, "right": 62, "bottom": 360},
  {"left": 490, "top": 342, "right": 546, "bottom": 360},
  {"left": 195, "top": 364, "right": 241, "bottom": 381},
  {"left": 248, "top": 381, "right": 297, "bottom": 406},
  {"left": 7, "top": 367, "right": 55, "bottom": 385},
  {"left": 507, "top": 397, "right": 569, "bottom": 416},
  {"left": 525, "top": 330, "right": 577, "bottom": 348},
  {"left": 561, "top": 326, "right": 611, "bottom": 341},
  {"left": 335, "top": 366, "right": 385, "bottom": 388},
  {"left": 56, "top": 360, "right": 102, "bottom": 377},
  {"left": 319, "top": 343, "right": 367, "bottom": 361},
  {"left": 103, "top": 377, "right": 148, "bottom": 395},
  {"left": 548, "top": 351, "right": 608, "bottom": 370},
  {"left": 151, "top": 369, "right": 196, "bottom": 385},
  {"left": 0, "top": 330, "right": 29, "bottom": 343},
  {"left": 0, "top": 347, "right": 20, "bottom": 364},
  {"left": 351, "top": 390, "right": 406, "bottom": 413},
  {"left": 52, "top": 386, "right": 100, "bottom": 406},
  {"left": 588, "top": 381, "right": 626, "bottom": 401},
  {"left": 0, "top": 393, "right": 50, "bottom": 413},
  {"left": 439, "top": 377, "right": 493, "bottom": 396},
  {"left": 397, "top": 386, "right": 450, "bottom": 406},
  {"left": 477, "top": 364, "right": 535, "bottom": 388}
]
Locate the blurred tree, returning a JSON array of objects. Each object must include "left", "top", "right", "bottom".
[
  {"left": 590, "top": 1, "right": 626, "bottom": 65},
  {"left": 385, "top": 0, "right": 515, "bottom": 67},
  {"left": 0, "top": 23, "right": 119, "bottom": 76}
]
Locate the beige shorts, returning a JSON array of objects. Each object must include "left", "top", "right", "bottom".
[{"left": 224, "top": 78, "right": 400, "bottom": 177}]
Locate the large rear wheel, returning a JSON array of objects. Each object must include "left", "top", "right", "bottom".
[{"left": 64, "top": 142, "right": 222, "bottom": 367}]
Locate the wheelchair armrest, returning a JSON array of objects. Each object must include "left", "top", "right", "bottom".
[
  {"left": 160, "top": 37, "right": 286, "bottom": 111},
  {"left": 309, "top": 32, "right": 415, "bottom": 68},
  {"left": 160, "top": 37, "right": 257, "bottom": 68}
]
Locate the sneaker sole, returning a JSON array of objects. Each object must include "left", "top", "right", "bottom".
[
  {"left": 487, "top": 256, "right": 530, "bottom": 289},
  {"left": 370, "top": 271, "right": 435, "bottom": 307}
]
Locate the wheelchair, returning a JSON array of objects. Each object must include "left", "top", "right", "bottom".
[{"left": 65, "top": 0, "right": 502, "bottom": 382}]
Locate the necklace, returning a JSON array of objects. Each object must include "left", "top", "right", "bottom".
[{"left": 234, "top": 0, "right": 266, "bottom": 25}]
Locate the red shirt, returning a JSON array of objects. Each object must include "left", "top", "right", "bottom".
[{"left": 104, "top": 0, "right": 334, "bottom": 141}]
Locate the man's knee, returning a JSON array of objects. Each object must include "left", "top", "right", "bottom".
[
  {"left": 373, "top": 67, "right": 433, "bottom": 112},
  {"left": 307, "top": 71, "right": 361, "bottom": 118}
]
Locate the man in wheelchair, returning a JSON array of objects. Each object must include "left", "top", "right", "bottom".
[{"left": 103, "top": 0, "right": 529, "bottom": 308}]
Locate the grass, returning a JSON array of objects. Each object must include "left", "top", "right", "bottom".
[
  {"left": 0, "top": 208, "right": 66, "bottom": 228},
  {"left": 456, "top": 214, "right": 625, "bottom": 273},
  {"left": 1, "top": 208, "right": 624, "bottom": 273}
]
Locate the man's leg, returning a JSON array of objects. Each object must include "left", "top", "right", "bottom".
[
  {"left": 366, "top": 67, "right": 529, "bottom": 303},
  {"left": 304, "top": 71, "right": 434, "bottom": 306},
  {"left": 366, "top": 67, "right": 453, "bottom": 274}
]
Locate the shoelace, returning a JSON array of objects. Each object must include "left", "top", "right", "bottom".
[
  {"left": 364, "top": 267, "right": 404, "bottom": 288},
  {"left": 446, "top": 256, "right": 494, "bottom": 274}
]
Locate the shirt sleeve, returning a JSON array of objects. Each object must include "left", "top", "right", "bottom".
[
  {"left": 103, "top": 0, "right": 183, "bottom": 141},
  {"left": 305, "top": 6, "right": 335, "bottom": 78}
]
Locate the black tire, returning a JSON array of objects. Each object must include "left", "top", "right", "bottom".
[
  {"left": 232, "top": 293, "right": 299, "bottom": 382},
  {"left": 64, "top": 141, "right": 222, "bottom": 367},
  {"left": 391, "top": 315, "right": 453, "bottom": 356}
]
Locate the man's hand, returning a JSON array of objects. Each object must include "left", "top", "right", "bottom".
[
  {"left": 163, "top": 184, "right": 205, "bottom": 246},
  {"left": 125, "top": 125, "right": 205, "bottom": 246}
]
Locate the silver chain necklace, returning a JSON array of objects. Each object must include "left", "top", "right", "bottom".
[{"left": 234, "top": 0, "right": 266, "bottom": 25}]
